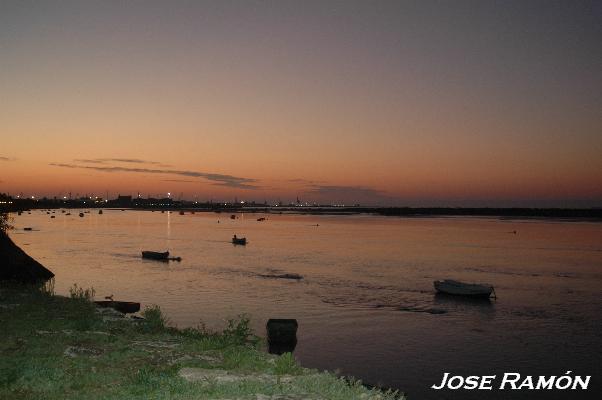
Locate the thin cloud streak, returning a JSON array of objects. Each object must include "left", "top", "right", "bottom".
[
  {"left": 74, "top": 158, "right": 172, "bottom": 167},
  {"left": 74, "top": 159, "right": 106, "bottom": 164},
  {"left": 162, "top": 179, "right": 197, "bottom": 184},
  {"left": 50, "top": 163, "right": 260, "bottom": 190}
]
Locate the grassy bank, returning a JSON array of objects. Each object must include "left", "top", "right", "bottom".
[{"left": 0, "top": 282, "right": 402, "bottom": 400}]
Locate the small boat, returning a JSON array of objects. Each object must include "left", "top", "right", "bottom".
[
  {"left": 434, "top": 279, "right": 495, "bottom": 298},
  {"left": 232, "top": 235, "right": 247, "bottom": 245},
  {"left": 259, "top": 273, "right": 303, "bottom": 280},
  {"left": 50, "top": 216, "right": 55, "bottom": 219},
  {"left": 98, "top": 210, "right": 103, "bottom": 214},
  {"left": 94, "top": 300, "right": 140, "bottom": 314},
  {"left": 24, "top": 227, "right": 33, "bottom": 231},
  {"left": 230, "top": 214, "right": 236, "bottom": 220},
  {"left": 66, "top": 213, "right": 71, "bottom": 216},
  {"left": 257, "top": 217, "right": 266, "bottom": 221},
  {"left": 142, "top": 250, "right": 169, "bottom": 260},
  {"left": 79, "top": 213, "right": 84, "bottom": 217},
  {"left": 179, "top": 211, "right": 185, "bottom": 215}
]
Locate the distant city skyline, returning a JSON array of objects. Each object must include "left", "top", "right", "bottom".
[
  {"left": 1, "top": 183, "right": 599, "bottom": 208},
  {"left": 1, "top": 1, "right": 601, "bottom": 207}
]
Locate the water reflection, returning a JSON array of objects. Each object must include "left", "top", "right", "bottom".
[{"left": 166, "top": 210, "right": 171, "bottom": 249}]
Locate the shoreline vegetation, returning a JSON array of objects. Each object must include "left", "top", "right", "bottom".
[
  {"left": 0, "top": 229, "right": 402, "bottom": 399},
  {"left": 0, "top": 281, "right": 401, "bottom": 400}
]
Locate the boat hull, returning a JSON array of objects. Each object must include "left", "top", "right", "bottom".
[
  {"left": 142, "top": 251, "right": 169, "bottom": 260},
  {"left": 434, "top": 280, "right": 493, "bottom": 298}
]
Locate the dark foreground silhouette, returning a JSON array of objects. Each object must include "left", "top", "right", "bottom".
[{"left": 0, "top": 232, "right": 54, "bottom": 283}]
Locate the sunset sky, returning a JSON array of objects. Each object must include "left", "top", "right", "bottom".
[{"left": 1, "top": 1, "right": 601, "bottom": 206}]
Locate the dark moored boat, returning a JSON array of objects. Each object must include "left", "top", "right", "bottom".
[
  {"left": 434, "top": 279, "right": 495, "bottom": 298},
  {"left": 232, "top": 236, "right": 247, "bottom": 245},
  {"left": 142, "top": 250, "right": 169, "bottom": 260},
  {"left": 94, "top": 301, "right": 140, "bottom": 314}
]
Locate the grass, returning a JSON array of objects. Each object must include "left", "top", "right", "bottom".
[{"left": 0, "top": 281, "right": 403, "bottom": 400}]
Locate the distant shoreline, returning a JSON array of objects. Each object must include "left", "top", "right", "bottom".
[
  {"left": 4, "top": 203, "right": 602, "bottom": 220},
  {"left": 178, "top": 206, "right": 602, "bottom": 221}
]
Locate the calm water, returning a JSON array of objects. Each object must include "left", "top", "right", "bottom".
[{"left": 10, "top": 210, "right": 602, "bottom": 399}]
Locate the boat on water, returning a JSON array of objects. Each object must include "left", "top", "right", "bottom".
[
  {"left": 232, "top": 235, "right": 247, "bottom": 245},
  {"left": 434, "top": 279, "right": 495, "bottom": 298},
  {"left": 257, "top": 217, "right": 266, "bottom": 221},
  {"left": 98, "top": 210, "right": 103, "bottom": 214},
  {"left": 142, "top": 250, "right": 170, "bottom": 260},
  {"left": 79, "top": 213, "right": 84, "bottom": 217}
]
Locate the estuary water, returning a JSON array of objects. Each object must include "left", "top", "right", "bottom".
[{"left": 9, "top": 210, "right": 602, "bottom": 399}]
